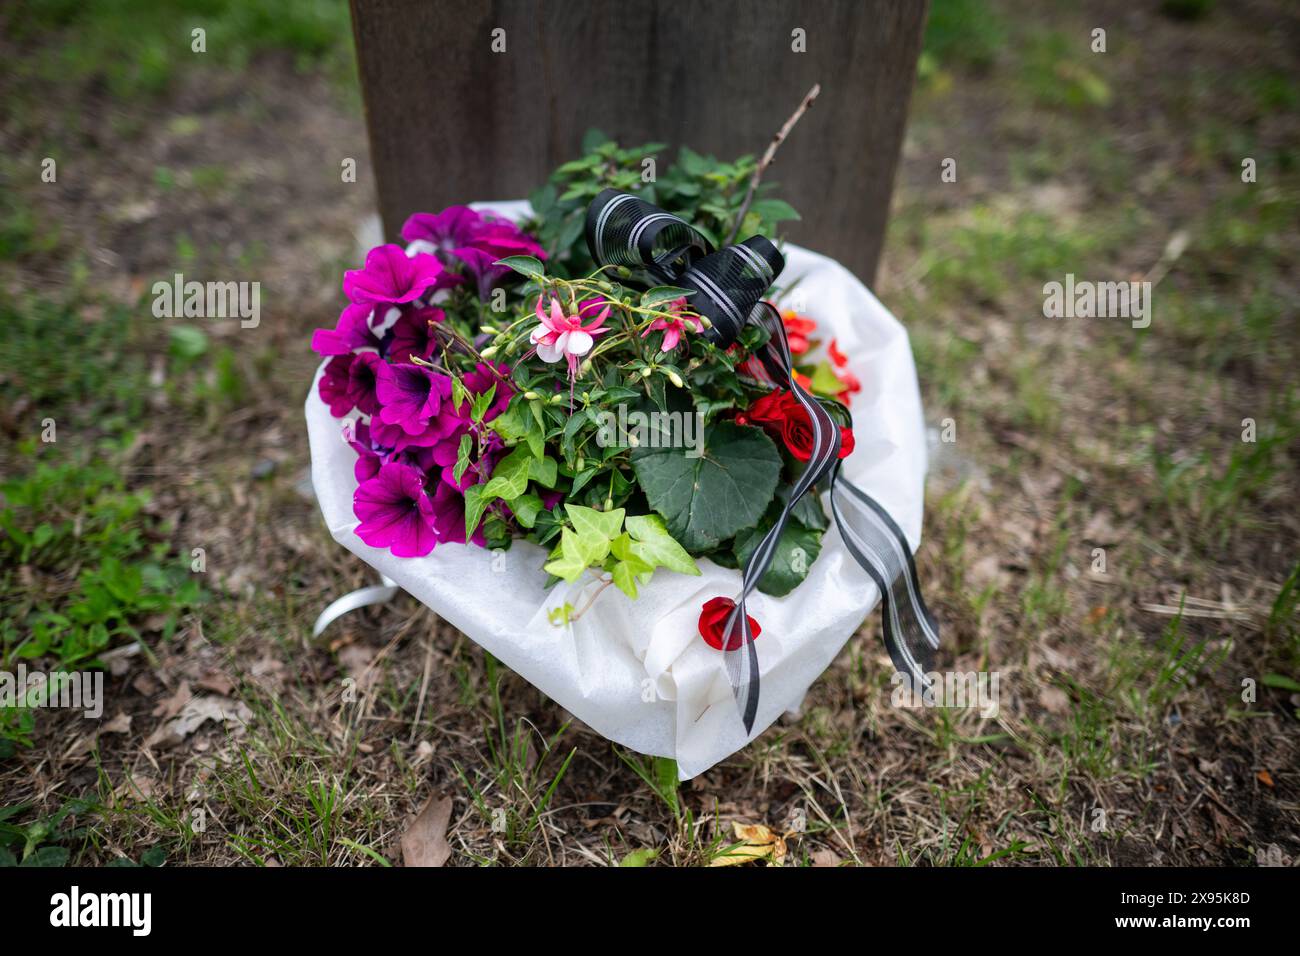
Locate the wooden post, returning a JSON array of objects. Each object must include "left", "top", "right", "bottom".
[{"left": 350, "top": 0, "right": 927, "bottom": 284}]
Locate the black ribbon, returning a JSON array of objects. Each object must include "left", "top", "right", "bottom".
[{"left": 585, "top": 189, "right": 940, "bottom": 734}]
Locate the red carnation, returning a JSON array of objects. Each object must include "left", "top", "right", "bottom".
[{"left": 698, "top": 597, "right": 761, "bottom": 651}]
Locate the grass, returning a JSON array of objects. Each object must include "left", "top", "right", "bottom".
[{"left": 6, "top": 0, "right": 355, "bottom": 102}]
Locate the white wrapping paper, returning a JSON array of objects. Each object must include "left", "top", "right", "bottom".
[{"left": 306, "top": 202, "right": 928, "bottom": 779}]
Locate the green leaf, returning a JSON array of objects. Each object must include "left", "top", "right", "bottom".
[
  {"left": 481, "top": 446, "right": 533, "bottom": 501},
  {"left": 565, "top": 504, "right": 625, "bottom": 544},
  {"left": 463, "top": 484, "right": 490, "bottom": 541},
  {"left": 511, "top": 492, "right": 543, "bottom": 529},
  {"left": 1262, "top": 673, "right": 1300, "bottom": 692},
  {"left": 733, "top": 517, "right": 823, "bottom": 597},
  {"left": 169, "top": 325, "right": 209, "bottom": 360},
  {"left": 749, "top": 198, "right": 801, "bottom": 224},
  {"left": 452, "top": 433, "right": 473, "bottom": 484},
  {"left": 495, "top": 255, "right": 546, "bottom": 280},
  {"left": 640, "top": 286, "right": 694, "bottom": 309},
  {"left": 618, "top": 847, "right": 659, "bottom": 867},
  {"left": 611, "top": 561, "right": 641, "bottom": 599},
  {"left": 631, "top": 422, "right": 781, "bottom": 551},
  {"left": 529, "top": 455, "right": 558, "bottom": 488},
  {"left": 623, "top": 514, "right": 699, "bottom": 576},
  {"left": 543, "top": 526, "right": 608, "bottom": 581}
]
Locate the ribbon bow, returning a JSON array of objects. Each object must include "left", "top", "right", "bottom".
[{"left": 586, "top": 189, "right": 941, "bottom": 735}]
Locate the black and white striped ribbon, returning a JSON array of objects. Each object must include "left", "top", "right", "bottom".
[{"left": 586, "top": 190, "right": 941, "bottom": 734}]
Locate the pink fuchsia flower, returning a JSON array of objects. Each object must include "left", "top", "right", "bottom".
[
  {"left": 529, "top": 296, "right": 610, "bottom": 375},
  {"left": 318, "top": 351, "right": 384, "bottom": 418},
  {"left": 640, "top": 297, "right": 701, "bottom": 352},
  {"left": 386, "top": 306, "right": 444, "bottom": 365},
  {"left": 353, "top": 461, "right": 439, "bottom": 557},
  {"left": 312, "top": 302, "right": 381, "bottom": 356},
  {"left": 343, "top": 244, "right": 456, "bottom": 307},
  {"left": 375, "top": 362, "right": 451, "bottom": 435}
]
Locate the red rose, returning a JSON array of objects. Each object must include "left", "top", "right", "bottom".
[
  {"left": 698, "top": 597, "right": 761, "bottom": 651},
  {"left": 746, "top": 390, "right": 788, "bottom": 426},
  {"left": 781, "top": 312, "right": 817, "bottom": 355},
  {"left": 781, "top": 408, "right": 817, "bottom": 461},
  {"left": 838, "top": 425, "right": 855, "bottom": 459}
]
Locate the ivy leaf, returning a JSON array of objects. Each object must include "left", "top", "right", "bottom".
[
  {"left": 565, "top": 503, "right": 625, "bottom": 544},
  {"left": 631, "top": 422, "right": 781, "bottom": 551},
  {"left": 529, "top": 454, "right": 558, "bottom": 488},
  {"left": 495, "top": 255, "right": 546, "bottom": 280},
  {"left": 623, "top": 514, "right": 699, "bottom": 576},
  {"left": 543, "top": 526, "right": 608, "bottom": 581},
  {"left": 482, "top": 446, "right": 533, "bottom": 501},
  {"left": 511, "top": 492, "right": 543, "bottom": 529}
]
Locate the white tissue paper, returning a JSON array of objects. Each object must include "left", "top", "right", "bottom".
[{"left": 306, "top": 202, "right": 928, "bottom": 779}]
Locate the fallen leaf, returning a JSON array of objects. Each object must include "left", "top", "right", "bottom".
[
  {"left": 196, "top": 672, "right": 235, "bottom": 696},
  {"left": 619, "top": 847, "right": 659, "bottom": 867},
  {"left": 810, "top": 849, "right": 842, "bottom": 867},
  {"left": 151, "top": 681, "right": 192, "bottom": 719},
  {"left": 146, "top": 695, "right": 252, "bottom": 748},
  {"left": 1256, "top": 769, "right": 1274, "bottom": 788},
  {"left": 401, "top": 794, "right": 453, "bottom": 867},
  {"left": 1038, "top": 686, "right": 1071, "bottom": 715},
  {"left": 100, "top": 712, "right": 133, "bottom": 735},
  {"left": 709, "top": 822, "right": 788, "bottom": 867}
]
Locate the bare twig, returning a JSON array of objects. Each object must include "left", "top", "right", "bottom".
[{"left": 726, "top": 83, "right": 821, "bottom": 244}]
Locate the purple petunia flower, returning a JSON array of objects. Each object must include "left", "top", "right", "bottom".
[
  {"left": 353, "top": 461, "right": 439, "bottom": 557},
  {"left": 318, "top": 351, "right": 384, "bottom": 419},
  {"left": 452, "top": 221, "right": 549, "bottom": 299},
  {"left": 401, "top": 207, "right": 547, "bottom": 301},
  {"left": 429, "top": 479, "right": 486, "bottom": 547},
  {"left": 386, "top": 306, "right": 444, "bottom": 365},
  {"left": 311, "top": 302, "right": 381, "bottom": 356},
  {"left": 344, "top": 418, "right": 384, "bottom": 483},
  {"left": 400, "top": 206, "right": 486, "bottom": 256},
  {"left": 376, "top": 362, "right": 451, "bottom": 435},
  {"left": 343, "top": 244, "right": 455, "bottom": 307}
]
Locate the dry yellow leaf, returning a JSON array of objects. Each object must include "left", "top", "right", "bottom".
[{"left": 709, "top": 822, "right": 788, "bottom": 867}]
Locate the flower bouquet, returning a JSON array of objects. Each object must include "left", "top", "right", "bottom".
[{"left": 306, "top": 137, "right": 938, "bottom": 777}]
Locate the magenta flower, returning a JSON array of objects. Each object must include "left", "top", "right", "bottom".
[
  {"left": 344, "top": 418, "right": 383, "bottom": 483},
  {"left": 401, "top": 207, "right": 547, "bottom": 300},
  {"left": 376, "top": 362, "right": 451, "bottom": 435},
  {"left": 344, "top": 244, "right": 456, "bottom": 307},
  {"left": 353, "top": 462, "right": 439, "bottom": 557},
  {"left": 386, "top": 306, "right": 444, "bottom": 365},
  {"left": 429, "top": 480, "right": 486, "bottom": 547},
  {"left": 530, "top": 295, "right": 610, "bottom": 376},
  {"left": 312, "top": 302, "right": 381, "bottom": 356},
  {"left": 401, "top": 206, "right": 485, "bottom": 256},
  {"left": 452, "top": 221, "right": 549, "bottom": 298},
  {"left": 369, "top": 410, "right": 460, "bottom": 454},
  {"left": 319, "top": 352, "right": 382, "bottom": 418},
  {"left": 641, "top": 298, "right": 701, "bottom": 352}
]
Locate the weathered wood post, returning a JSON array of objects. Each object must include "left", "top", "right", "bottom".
[{"left": 350, "top": 0, "right": 927, "bottom": 284}]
